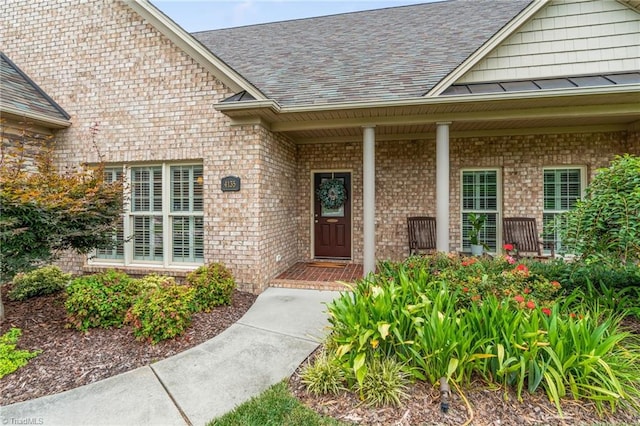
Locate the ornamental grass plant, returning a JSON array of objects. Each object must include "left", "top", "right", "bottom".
[{"left": 317, "top": 254, "right": 640, "bottom": 415}]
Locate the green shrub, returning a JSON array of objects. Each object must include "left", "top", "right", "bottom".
[
  {"left": 186, "top": 262, "right": 236, "bottom": 311},
  {"left": 560, "top": 154, "right": 640, "bottom": 264},
  {"left": 125, "top": 284, "right": 195, "bottom": 344},
  {"left": 300, "top": 350, "right": 346, "bottom": 396},
  {"left": 65, "top": 270, "right": 142, "bottom": 331},
  {"left": 358, "top": 357, "right": 409, "bottom": 407},
  {"left": 8, "top": 265, "right": 71, "bottom": 301},
  {"left": 0, "top": 328, "right": 41, "bottom": 378}
]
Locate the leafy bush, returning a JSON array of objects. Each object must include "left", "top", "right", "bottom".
[
  {"left": 300, "top": 350, "right": 346, "bottom": 396},
  {"left": 0, "top": 328, "right": 41, "bottom": 378},
  {"left": 8, "top": 265, "right": 71, "bottom": 301},
  {"left": 125, "top": 284, "right": 195, "bottom": 344},
  {"left": 358, "top": 357, "right": 408, "bottom": 407},
  {"left": 323, "top": 255, "right": 640, "bottom": 413},
  {"left": 0, "top": 139, "right": 124, "bottom": 281},
  {"left": 65, "top": 270, "right": 142, "bottom": 331},
  {"left": 560, "top": 154, "right": 640, "bottom": 264},
  {"left": 186, "top": 262, "right": 235, "bottom": 311}
]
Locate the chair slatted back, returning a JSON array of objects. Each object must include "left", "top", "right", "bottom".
[
  {"left": 503, "top": 217, "right": 542, "bottom": 256},
  {"left": 407, "top": 216, "right": 436, "bottom": 255}
]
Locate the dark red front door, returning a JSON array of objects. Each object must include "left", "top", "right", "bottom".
[{"left": 314, "top": 172, "right": 351, "bottom": 259}]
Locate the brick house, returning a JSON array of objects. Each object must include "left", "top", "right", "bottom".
[{"left": 1, "top": 0, "right": 639, "bottom": 292}]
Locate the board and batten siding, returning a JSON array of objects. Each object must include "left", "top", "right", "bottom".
[{"left": 458, "top": 0, "right": 640, "bottom": 83}]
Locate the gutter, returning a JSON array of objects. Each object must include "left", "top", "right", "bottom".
[{"left": 1, "top": 106, "right": 72, "bottom": 129}]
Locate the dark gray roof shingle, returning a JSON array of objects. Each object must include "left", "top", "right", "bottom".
[
  {"left": 193, "top": 0, "right": 532, "bottom": 106},
  {"left": 0, "top": 52, "right": 70, "bottom": 122}
]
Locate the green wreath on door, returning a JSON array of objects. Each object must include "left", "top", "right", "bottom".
[{"left": 316, "top": 179, "right": 347, "bottom": 209}]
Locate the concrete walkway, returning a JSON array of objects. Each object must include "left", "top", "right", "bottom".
[{"left": 0, "top": 288, "right": 341, "bottom": 426}]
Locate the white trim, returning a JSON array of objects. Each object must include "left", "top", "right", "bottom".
[
  {"left": 427, "top": 0, "right": 550, "bottom": 97},
  {"left": 459, "top": 168, "right": 503, "bottom": 253},
  {"left": 1, "top": 106, "right": 71, "bottom": 128},
  {"left": 310, "top": 169, "right": 354, "bottom": 260},
  {"left": 89, "top": 161, "right": 205, "bottom": 269},
  {"left": 541, "top": 165, "right": 587, "bottom": 253},
  {"left": 125, "top": 0, "right": 266, "bottom": 100}
]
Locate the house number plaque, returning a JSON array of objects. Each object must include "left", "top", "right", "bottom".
[{"left": 221, "top": 176, "right": 241, "bottom": 192}]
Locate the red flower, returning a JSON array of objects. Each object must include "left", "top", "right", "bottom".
[
  {"left": 462, "top": 287, "right": 469, "bottom": 293},
  {"left": 542, "top": 308, "right": 552, "bottom": 316},
  {"left": 516, "top": 264, "right": 528, "bottom": 272},
  {"left": 503, "top": 244, "right": 514, "bottom": 251},
  {"left": 551, "top": 281, "right": 561, "bottom": 289},
  {"left": 526, "top": 300, "right": 535, "bottom": 310},
  {"left": 514, "top": 295, "right": 525, "bottom": 303},
  {"left": 569, "top": 313, "right": 577, "bottom": 318},
  {"left": 505, "top": 255, "right": 516, "bottom": 265},
  {"left": 523, "top": 288, "right": 531, "bottom": 294}
]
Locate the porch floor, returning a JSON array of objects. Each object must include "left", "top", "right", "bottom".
[{"left": 270, "top": 261, "right": 363, "bottom": 291}]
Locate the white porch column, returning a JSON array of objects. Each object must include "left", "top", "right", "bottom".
[
  {"left": 362, "top": 126, "right": 376, "bottom": 275},
  {"left": 436, "top": 122, "right": 451, "bottom": 252}
]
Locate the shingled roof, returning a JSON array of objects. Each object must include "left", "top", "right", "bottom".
[
  {"left": 0, "top": 52, "right": 70, "bottom": 124},
  {"left": 193, "top": 0, "right": 532, "bottom": 107}
]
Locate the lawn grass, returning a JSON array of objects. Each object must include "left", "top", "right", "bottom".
[{"left": 207, "top": 381, "right": 348, "bottom": 426}]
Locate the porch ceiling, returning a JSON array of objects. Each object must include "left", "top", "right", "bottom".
[{"left": 217, "top": 87, "right": 640, "bottom": 143}]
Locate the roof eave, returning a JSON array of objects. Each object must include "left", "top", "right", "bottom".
[
  {"left": 1, "top": 106, "right": 72, "bottom": 129},
  {"left": 214, "top": 99, "right": 281, "bottom": 113},
  {"left": 276, "top": 84, "right": 640, "bottom": 114},
  {"left": 426, "top": 0, "right": 549, "bottom": 97},
  {"left": 125, "top": 0, "right": 267, "bottom": 100}
]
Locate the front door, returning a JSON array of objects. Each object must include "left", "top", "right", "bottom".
[{"left": 314, "top": 172, "right": 351, "bottom": 259}]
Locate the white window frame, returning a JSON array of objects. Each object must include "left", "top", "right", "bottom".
[
  {"left": 90, "top": 162, "right": 204, "bottom": 269},
  {"left": 542, "top": 166, "right": 587, "bottom": 254},
  {"left": 460, "top": 168, "right": 502, "bottom": 253}
]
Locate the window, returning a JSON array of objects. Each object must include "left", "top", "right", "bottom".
[
  {"left": 542, "top": 167, "right": 585, "bottom": 253},
  {"left": 93, "top": 163, "right": 204, "bottom": 266},
  {"left": 95, "top": 167, "right": 124, "bottom": 260},
  {"left": 461, "top": 169, "right": 501, "bottom": 252}
]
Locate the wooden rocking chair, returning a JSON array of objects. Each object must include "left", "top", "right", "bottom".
[
  {"left": 503, "top": 217, "right": 554, "bottom": 260},
  {"left": 407, "top": 216, "right": 436, "bottom": 255}
]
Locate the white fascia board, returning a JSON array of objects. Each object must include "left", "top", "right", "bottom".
[
  {"left": 126, "top": 0, "right": 267, "bottom": 101},
  {"left": 1, "top": 106, "right": 72, "bottom": 129},
  {"left": 426, "top": 0, "right": 550, "bottom": 97}
]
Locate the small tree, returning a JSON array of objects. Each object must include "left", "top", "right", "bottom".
[
  {"left": 560, "top": 154, "right": 640, "bottom": 265},
  {"left": 0, "top": 124, "right": 123, "bottom": 319}
]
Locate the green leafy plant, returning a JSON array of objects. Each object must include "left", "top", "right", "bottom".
[
  {"left": 0, "top": 328, "right": 41, "bottom": 378},
  {"left": 467, "top": 212, "right": 487, "bottom": 246},
  {"left": 65, "top": 270, "right": 142, "bottom": 331},
  {"left": 323, "top": 255, "right": 640, "bottom": 413},
  {"left": 125, "top": 284, "right": 195, "bottom": 344},
  {"left": 186, "top": 262, "right": 236, "bottom": 311},
  {"left": 300, "top": 350, "right": 346, "bottom": 396},
  {"left": 560, "top": 154, "right": 640, "bottom": 264},
  {"left": 8, "top": 265, "right": 71, "bottom": 301},
  {"left": 358, "top": 357, "right": 409, "bottom": 407},
  {"left": 0, "top": 133, "right": 124, "bottom": 282}
]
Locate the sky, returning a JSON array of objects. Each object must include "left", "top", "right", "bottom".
[{"left": 152, "top": 0, "right": 436, "bottom": 32}]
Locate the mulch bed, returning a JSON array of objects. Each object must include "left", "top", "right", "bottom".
[
  {"left": 0, "top": 286, "right": 256, "bottom": 405},
  {"left": 2, "top": 285, "right": 640, "bottom": 425},
  {"left": 290, "top": 343, "right": 640, "bottom": 426}
]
